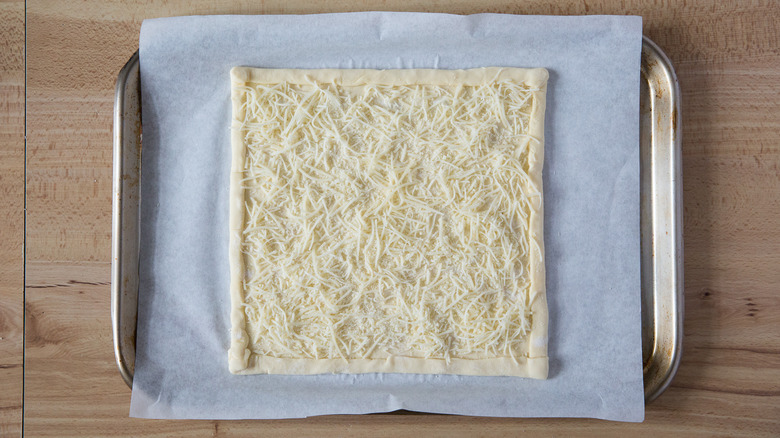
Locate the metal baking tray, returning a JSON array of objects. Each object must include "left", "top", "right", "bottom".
[{"left": 112, "top": 36, "right": 683, "bottom": 402}]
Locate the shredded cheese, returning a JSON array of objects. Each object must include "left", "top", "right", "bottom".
[{"left": 232, "top": 68, "right": 544, "bottom": 367}]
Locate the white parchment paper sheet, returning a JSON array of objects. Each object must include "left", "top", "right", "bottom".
[{"left": 131, "top": 12, "right": 644, "bottom": 421}]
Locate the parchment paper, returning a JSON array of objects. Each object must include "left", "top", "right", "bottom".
[{"left": 131, "top": 12, "right": 644, "bottom": 421}]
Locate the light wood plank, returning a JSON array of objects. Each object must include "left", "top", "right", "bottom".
[
  {"left": 24, "top": 0, "right": 780, "bottom": 436},
  {"left": 0, "top": 0, "right": 25, "bottom": 436}
]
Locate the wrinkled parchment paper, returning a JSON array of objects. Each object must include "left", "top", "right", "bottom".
[{"left": 131, "top": 13, "right": 644, "bottom": 421}]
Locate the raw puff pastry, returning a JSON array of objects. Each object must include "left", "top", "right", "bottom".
[{"left": 229, "top": 67, "right": 548, "bottom": 378}]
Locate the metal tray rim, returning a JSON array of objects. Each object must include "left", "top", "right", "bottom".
[
  {"left": 112, "top": 51, "right": 140, "bottom": 388},
  {"left": 640, "top": 36, "right": 684, "bottom": 402}
]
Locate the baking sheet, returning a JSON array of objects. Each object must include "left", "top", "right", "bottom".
[{"left": 131, "top": 12, "right": 644, "bottom": 421}]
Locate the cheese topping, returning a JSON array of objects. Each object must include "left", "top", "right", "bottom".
[{"left": 229, "top": 67, "right": 548, "bottom": 377}]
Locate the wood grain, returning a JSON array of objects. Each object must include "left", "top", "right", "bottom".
[
  {"left": 0, "top": 0, "right": 25, "bottom": 436},
  {"left": 21, "top": 0, "right": 780, "bottom": 436}
]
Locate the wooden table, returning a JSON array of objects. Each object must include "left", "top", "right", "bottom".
[{"left": 2, "top": 1, "right": 778, "bottom": 436}]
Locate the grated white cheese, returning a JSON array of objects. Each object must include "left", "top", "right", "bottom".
[{"left": 229, "top": 67, "right": 548, "bottom": 377}]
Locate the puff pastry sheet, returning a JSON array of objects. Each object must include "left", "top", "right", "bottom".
[{"left": 229, "top": 67, "right": 548, "bottom": 378}]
